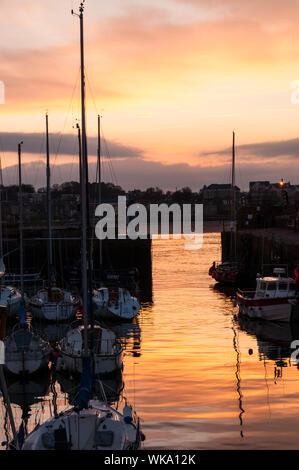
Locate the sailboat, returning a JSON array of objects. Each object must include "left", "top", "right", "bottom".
[
  {"left": 92, "top": 115, "right": 141, "bottom": 321},
  {"left": 4, "top": 299, "right": 51, "bottom": 376},
  {"left": 22, "top": 358, "right": 143, "bottom": 450},
  {"left": 29, "top": 114, "right": 79, "bottom": 322},
  {"left": 209, "top": 131, "right": 243, "bottom": 284},
  {"left": 29, "top": 286, "right": 78, "bottom": 322},
  {"left": 4, "top": 371, "right": 51, "bottom": 450},
  {"left": 21, "top": 2, "right": 144, "bottom": 449},
  {"left": 93, "top": 287, "right": 140, "bottom": 321},
  {"left": 4, "top": 143, "right": 52, "bottom": 376},
  {"left": 0, "top": 151, "right": 22, "bottom": 317},
  {"left": 57, "top": 322, "right": 123, "bottom": 376},
  {"left": 57, "top": 122, "right": 123, "bottom": 374}
]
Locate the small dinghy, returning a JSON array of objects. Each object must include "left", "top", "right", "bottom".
[
  {"left": 92, "top": 287, "right": 140, "bottom": 321},
  {"left": 21, "top": 358, "right": 144, "bottom": 450},
  {"left": 29, "top": 287, "right": 79, "bottom": 322},
  {"left": 0, "top": 286, "right": 22, "bottom": 317},
  {"left": 4, "top": 303, "right": 51, "bottom": 376},
  {"left": 58, "top": 324, "right": 123, "bottom": 376}
]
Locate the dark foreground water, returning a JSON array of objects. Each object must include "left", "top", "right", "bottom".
[{"left": 1, "top": 222, "right": 299, "bottom": 449}]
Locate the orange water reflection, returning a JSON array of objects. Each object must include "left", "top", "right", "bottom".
[
  {"left": 123, "top": 226, "right": 299, "bottom": 449},
  {"left": 2, "top": 224, "right": 299, "bottom": 449}
]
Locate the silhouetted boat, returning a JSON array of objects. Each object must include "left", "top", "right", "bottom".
[
  {"left": 21, "top": 3, "right": 144, "bottom": 450},
  {"left": 209, "top": 132, "right": 244, "bottom": 285},
  {"left": 93, "top": 287, "right": 140, "bottom": 321},
  {"left": 28, "top": 115, "right": 79, "bottom": 323},
  {"left": 4, "top": 324, "right": 51, "bottom": 376},
  {"left": 29, "top": 287, "right": 78, "bottom": 322},
  {"left": 58, "top": 324, "right": 123, "bottom": 376}
]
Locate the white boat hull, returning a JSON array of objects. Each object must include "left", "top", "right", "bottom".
[
  {"left": 22, "top": 402, "right": 141, "bottom": 450},
  {"left": 238, "top": 301, "right": 293, "bottom": 322},
  {"left": 93, "top": 287, "right": 140, "bottom": 321},
  {"left": 4, "top": 328, "right": 51, "bottom": 375},
  {"left": 93, "top": 303, "right": 138, "bottom": 321}
]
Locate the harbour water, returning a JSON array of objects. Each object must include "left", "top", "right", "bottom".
[{"left": 2, "top": 222, "right": 299, "bottom": 449}]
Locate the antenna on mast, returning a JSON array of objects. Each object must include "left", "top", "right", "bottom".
[{"left": 72, "top": 0, "right": 85, "bottom": 16}]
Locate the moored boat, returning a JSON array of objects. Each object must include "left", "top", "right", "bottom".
[
  {"left": 236, "top": 268, "right": 299, "bottom": 322},
  {"left": 21, "top": 356, "right": 143, "bottom": 450},
  {"left": 4, "top": 325, "right": 51, "bottom": 376},
  {"left": 92, "top": 287, "right": 140, "bottom": 321},
  {"left": 209, "top": 261, "right": 241, "bottom": 285},
  {"left": 28, "top": 115, "right": 79, "bottom": 323},
  {"left": 58, "top": 324, "right": 123, "bottom": 376},
  {"left": 209, "top": 132, "right": 243, "bottom": 285},
  {"left": 22, "top": 399, "right": 143, "bottom": 450},
  {"left": 29, "top": 287, "right": 78, "bottom": 322}
]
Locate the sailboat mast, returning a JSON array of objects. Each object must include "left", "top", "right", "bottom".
[
  {"left": 46, "top": 113, "right": 53, "bottom": 286},
  {"left": 0, "top": 156, "right": 3, "bottom": 260},
  {"left": 97, "top": 114, "right": 102, "bottom": 268},
  {"left": 0, "top": 155, "right": 4, "bottom": 284},
  {"left": 231, "top": 131, "right": 236, "bottom": 223},
  {"left": 229, "top": 131, "right": 236, "bottom": 260},
  {"left": 18, "top": 142, "right": 24, "bottom": 298},
  {"left": 78, "top": 2, "right": 88, "bottom": 356}
]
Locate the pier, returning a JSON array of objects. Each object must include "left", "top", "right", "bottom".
[
  {"left": 222, "top": 227, "right": 299, "bottom": 281},
  {"left": 2, "top": 224, "right": 152, "bottom": 300}
]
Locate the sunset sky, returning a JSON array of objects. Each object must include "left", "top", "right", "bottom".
[{"left": 1, "top": 0, "right": 299, "bottom": 190}]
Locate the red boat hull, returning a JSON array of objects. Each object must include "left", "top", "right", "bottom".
[{"left": 209, "top": 266, "right": 239, "bottom": 284}]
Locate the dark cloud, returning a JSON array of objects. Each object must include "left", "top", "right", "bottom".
[
  {"left": 203, "top": 138, "right": 299, "bottom": 160},
  {"left": 0, "top": 132, "right": 143, "bottom": 159},
  {"left": 2, "top": 157, "right": 298, "bottom": 192}
]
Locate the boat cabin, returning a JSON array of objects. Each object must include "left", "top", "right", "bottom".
[{"left": 255, "top": 272, "right": 295, "bottom": 299}]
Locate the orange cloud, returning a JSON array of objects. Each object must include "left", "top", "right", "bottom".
[{"left": 1, "top": 1, "right": 299, "bottom": 184}]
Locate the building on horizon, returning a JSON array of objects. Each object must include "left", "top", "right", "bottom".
[{"left": 201, "top": 183, "right": 240, "bottom": 219}]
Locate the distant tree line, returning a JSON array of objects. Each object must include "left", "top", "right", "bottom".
[{"left": 0, "top": 181, "right": 203, "bottom": 205}]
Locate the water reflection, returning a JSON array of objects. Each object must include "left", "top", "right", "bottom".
[
  {"left": 232, "top": 324, "right": 245, "bottom": 439},
  {"left": 106, "top": 318, "right": 142, "bottom": 358},
  {"left": 32, "top": 322, "right": 72, "bottom": 344},
  {"left": 235, "top": 315, "right": 299, "bottom": 376},
  {"left": 2, "top": 223, "right": 299, "bottom": 449},
  {"left": 1, "top": 371, "right": 51, "bottom": 450},
  {"left": 56, "top": 369, "right": 124, "bottom": 405}
]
